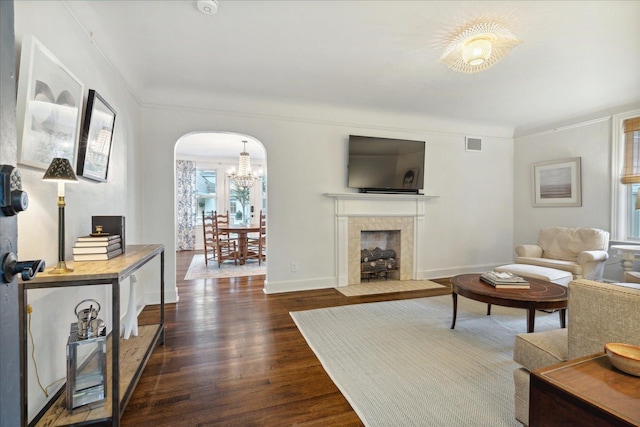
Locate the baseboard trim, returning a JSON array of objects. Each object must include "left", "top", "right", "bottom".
[{"left": 263, "top": 276, "right": 335, "bottom": 294}]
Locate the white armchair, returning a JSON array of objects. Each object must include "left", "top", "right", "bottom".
[{"left": 515, "top": 227, "right": 609, "bottom": 280}]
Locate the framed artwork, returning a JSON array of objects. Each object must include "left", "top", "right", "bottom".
[
  {"left": 16, "top": 35, "right": 84, "bottom": 170},
  {"left": 76, "top": 90, "right": 117, "bottom": 182},
  {"left": 532, "top": 157, "right": 582, "bottom": 207}
]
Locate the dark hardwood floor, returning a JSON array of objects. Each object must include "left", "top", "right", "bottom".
[{"left": 122, "top": 250, "right": 451, "bottom": 426}]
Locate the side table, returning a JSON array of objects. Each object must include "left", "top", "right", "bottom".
[
  {"left": 611, "top": 244, "right": 640, "bottom": 279},
  {"left": 530, "top": 352, "right": 640, "bottom": 427}
]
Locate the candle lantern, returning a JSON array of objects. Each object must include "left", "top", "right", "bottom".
[{"left": 66, "top": 299, "right": 107, "bottom": 411}]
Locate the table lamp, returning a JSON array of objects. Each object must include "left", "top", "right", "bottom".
[{"left": 43, "top": 158, "right": 78, "bottom": 273}]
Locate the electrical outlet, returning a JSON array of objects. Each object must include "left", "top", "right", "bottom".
[{"left": 291, "top": 262, "right": 298, "bottom": 272}]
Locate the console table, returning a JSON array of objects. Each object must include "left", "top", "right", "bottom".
[
  {"left": 19, "top": 244, "right": 165, "bottom": 427},
  {"left": 530, "top": 352, "right": 640, "bottom": 427}
]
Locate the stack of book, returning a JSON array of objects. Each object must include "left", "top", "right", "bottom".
[
  {"left": 73, "top": 235, "right": 123, "bottom": 261},
  {"left": 480, "top": 271, "right": 530, "bottom": 289}
]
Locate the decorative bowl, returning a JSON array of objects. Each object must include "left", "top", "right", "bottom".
[{"left": 604, "top": 343, "right": 640, "bottom": 377}]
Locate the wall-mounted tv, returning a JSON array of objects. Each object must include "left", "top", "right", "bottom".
[{"left": 347, "top": 135, "right": 425, "bottom": 194}]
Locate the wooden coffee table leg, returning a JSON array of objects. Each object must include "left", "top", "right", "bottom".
[
  {"left": 559, "top": 308, "right": 566, "bottom": 328},
  {"left": 450, "top": 292, "right": 458, "bottom": 329},
  {"left": 486, "top": 304, "right": 491, "bottom": 316},
  {"left": 527, "top": 308, "right": 536, "bottom": 333}
]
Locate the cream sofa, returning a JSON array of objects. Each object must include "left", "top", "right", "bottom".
[
  {"left": 515, "top": 227, "right": 609, "bottom": 280},
  {"left": 512, "top": 279, "right": 640, "bottom": 425}
]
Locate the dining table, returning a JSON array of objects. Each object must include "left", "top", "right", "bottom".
[{"left": 218, "top": 223, "right": 260, "bottom": 265}]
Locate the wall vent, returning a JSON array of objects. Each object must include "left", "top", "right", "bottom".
[{"left": 465, "top": 137, "right": 482, "bottom": 152}]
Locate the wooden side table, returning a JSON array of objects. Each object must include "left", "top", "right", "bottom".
[{"left": 530, "top": 352, "right": 640, "bottom": 427}]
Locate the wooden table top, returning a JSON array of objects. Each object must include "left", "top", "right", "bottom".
[
  {"left": 451, "top": 273, "right": 568, "bottom": 305},
  {"left": 23, "top": 244, "right": 164, "bottom": 285},
  {"left": 534, "top": 352, "right": 640, "bottom": 424},
  {"left": 218, "top": 224, "right": 260, "bottom": 233}
]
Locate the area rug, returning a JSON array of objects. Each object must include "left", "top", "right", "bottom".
[
  {"left": 184, "top": 254, "right": 266, "bottom": 280},
  {"left": 337, "top": 280, "right": 447, "bottom": 296},
  {"left": 291, "top": 295, "right": 561, "bottom": 426}
]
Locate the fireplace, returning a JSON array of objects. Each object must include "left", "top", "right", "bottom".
[
  {"left": 326, "top": 192, "right": 434, "bottom": 286},
  {"left": 348, "top": 217, "right": 414, "bottom": 284},
  {"left": 360, "top": 230, "right": 400, "bottom": 281}
]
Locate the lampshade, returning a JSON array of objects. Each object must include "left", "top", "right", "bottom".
[
  {"left": 43, "top": 158, "right": 78, "bottom": 182},
  {"left": 440, "top": 22, "right": 521, "bottom": 74}
]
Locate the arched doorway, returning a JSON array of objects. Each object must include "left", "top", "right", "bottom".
[{"left": 174, "top": 132, "right": 267, "bottom": 285}]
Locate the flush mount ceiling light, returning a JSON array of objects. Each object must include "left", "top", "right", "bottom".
[
  {"left": 197, "top": 0, "right": 218, "bottom": 15},
  {"left": 440, "top": 22, "right": 521, "bottom": 74}
]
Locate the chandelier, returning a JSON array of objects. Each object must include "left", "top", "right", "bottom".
[
  {"left": 440, "top": 22, "right": 521, "bottom": 74},
  {"left": 228, "top": 140, "right": 260, "bottom": 189}
]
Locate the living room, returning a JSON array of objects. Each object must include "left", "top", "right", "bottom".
[
  {"left": 11, "top": 1, "right": 638, "bottom": 299},
  {"left": 2, "top": 1, "right": 639, "bottom": 425}
]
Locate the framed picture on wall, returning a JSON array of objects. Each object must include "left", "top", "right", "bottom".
[
  {"left": 532, "top": 157, "right": 582, "bottom": 207},
  {"left": 76, "top": 90, "right": 117, "bottom": 182},
  {"left": 16, "top": 35, "right": 84, "bottom": 170}
]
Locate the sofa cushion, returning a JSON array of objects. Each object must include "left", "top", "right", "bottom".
[
  {"left": 515, "top": 256, "right": 582, "bottom": 276},
  {"left": 496, "top": 264, "right": 572, "bottom": 286},
  {"left": 537, "top": 227, "right": 608, "bottom": 262},
  {"left": 514, "top": 328, "right": 568, "bottom": 371},
  {"left": 513, "top": 368, "right": 530, "bottom": 426}
]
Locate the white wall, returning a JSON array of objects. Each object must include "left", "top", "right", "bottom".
[
  {"left": 14, "top": 2, "right": 143, "bottom": 419},
  {"left": 141, "top": 100, "right": 516, "bottom": 294},
  {"left": 513, "top": 117, "right": 617, "bottom": 278}
]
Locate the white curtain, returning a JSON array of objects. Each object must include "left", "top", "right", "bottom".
[{"left": 176, "top": 160, "right": 197, "bottom": 250}]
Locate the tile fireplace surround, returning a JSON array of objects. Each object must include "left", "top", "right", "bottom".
[{"left": 325, "top": 193, "right": 438, "bottom": 286}]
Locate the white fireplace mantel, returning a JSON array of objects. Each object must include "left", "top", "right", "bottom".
[{"left": 325, "top": 193, "right": 438, "bottom": 286}]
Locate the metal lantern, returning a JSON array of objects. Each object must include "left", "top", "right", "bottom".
[{"left": 66, "top": 299, "right": 107, "bottom": 411}]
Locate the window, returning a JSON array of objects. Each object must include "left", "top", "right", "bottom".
[
  {"left": 229, "top": 182, "right": 252, "bottom": 224},
  {"left": 612, "top": 112, "right": 640, "bottom": 241},
  {"left": 196, "top": 169, "right": 217, "bottom": 222},
  {"left": 630, "top": 183, "right": 640, "bottom": 238}
]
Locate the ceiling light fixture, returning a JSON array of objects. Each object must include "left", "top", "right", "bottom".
[
  {"left": 440, "top": 22, "right": 521, "bottom": 74},
  {"left": 227, "top": 141, "right": 260, "bottom": 189},
  {"left": 197, "top": 0, "right": 218, "bottom": 15}
]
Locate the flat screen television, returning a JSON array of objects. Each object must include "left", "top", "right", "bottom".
[{"left": 347, "top": 135, "right": 425, "bottom": 193}]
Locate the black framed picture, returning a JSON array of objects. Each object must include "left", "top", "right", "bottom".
[{"left": 76, "top": 89, "right": 116, "bottom": 182}]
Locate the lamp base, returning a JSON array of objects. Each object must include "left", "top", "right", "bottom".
[{"left": 50, "top": 261, "right": 74, "bottom": 274}]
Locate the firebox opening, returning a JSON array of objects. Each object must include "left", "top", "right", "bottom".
[{"left": 360, "top": 230, "right": 400, "bottom": 282}]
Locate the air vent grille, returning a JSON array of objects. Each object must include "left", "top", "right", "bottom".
[{"left": 465, "top": 137, "right": 482, "bottom": 152}]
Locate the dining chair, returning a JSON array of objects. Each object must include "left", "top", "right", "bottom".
[
  {"left": 214, "top": 210, "right": 230, "bottom": 236},
  {"left": 202, "top": 211, "right": 217, "bottom": 266},
  {"left": 245, "top": 210, "right": 266, "bottom": 265},
  {"left": 213, "top": 210, "right": 238, "bottom": 267}
]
